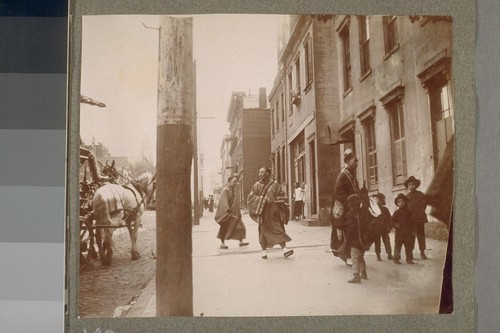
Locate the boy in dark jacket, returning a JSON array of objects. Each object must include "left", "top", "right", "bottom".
[
  {"left": 371, "top": 193, "right": 393, "bottom": 261},
  {"left": 405, "top": 176, "right": 428, "bottom": 259},
  {"left": 392, "top": 193, "right": 414, "bottom": 264},
  {"left": 344, "top": 194, "right": 369, "bottom": 283}
]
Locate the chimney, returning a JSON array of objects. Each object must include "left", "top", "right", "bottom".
[{"left": 259, "top": 87, "right": 267, "bottom": 109}]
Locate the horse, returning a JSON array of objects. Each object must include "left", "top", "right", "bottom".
[{"left": 92, "top": 172, "right": 155, "bottom": 266}]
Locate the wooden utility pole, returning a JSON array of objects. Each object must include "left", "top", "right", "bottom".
[
  {"left": 156, "top": 16, "right": 193, "bottom": 316},
  {"left": 192, "top": 61, "right": 200, "bottom": 225}
]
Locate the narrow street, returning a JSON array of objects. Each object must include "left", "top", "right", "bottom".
[{"left": 127, "top": 210, "right": 447, "bottom": 317}]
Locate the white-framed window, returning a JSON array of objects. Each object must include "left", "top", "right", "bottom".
[
  {"left": 383, "top": 16, "right": 398, "bottom": 55},
  {"left": 340, "top": 24, "right": 351, "bottom": 92},
  {"left": 358, "top": 15, "right": 370, "bottom": 76},
  {"left": 388, "top": 100, "right": 407, "bottom": 185},
  {"left": 363, "top": 116, "right": 378, "bottom": 189}
]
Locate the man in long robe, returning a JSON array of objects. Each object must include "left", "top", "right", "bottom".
[
  {"left": 214, "top": 176, "right": 249, "bottom": 249},
  {"left": 247, "top": 167, "right": 293, "bottom": 259},
  {"left": 331, "top": 149, "right": 361, "bottom": 266}
]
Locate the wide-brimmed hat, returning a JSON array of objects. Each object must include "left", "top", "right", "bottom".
[
  {"left": 394, "top": 193, "right": 408, "bottom": 205},
  {"left": 347, "top": 193, "right": 361, "bottom": 204},
  {"left": 371, "top": 193, "right": 386, "bottom": 205},
  {"left": 404, "top": 176, "right": 421, "bottom": 188}
]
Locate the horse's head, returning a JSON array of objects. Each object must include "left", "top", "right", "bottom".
[
  {"left": 135, "top": 172, "right": 156, "bottom": 203},
  {"left": 101, "top": 160, "right": 119, "bottom": 182}
]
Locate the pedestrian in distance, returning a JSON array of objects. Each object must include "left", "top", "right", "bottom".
[
  {"left": 207, "top": 195, "right": 214, "bottom": 213},
  {"left": 247, "top": 167, "right": 293, "bottom": 259},
  {"left": 371, "top": 193, "right": 393, "bottom": 261},
  {"left": 293, "top": 182, "right": 305, "bottom": 220},
  {"left": 214, "top": 176, "right": 249, "bottom": 249},
  {"left": 344, "top": 194, "right": 369, "bottom": 283},
  {"left": 405, "top": 176, "right": 428, "bottom": 259},
  {"left": 392, "top": 193, "right": 415, "bottom": 264}
]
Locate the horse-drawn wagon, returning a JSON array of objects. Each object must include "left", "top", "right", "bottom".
[{"left": 79, "top": 146, "right": 155, "bottom": 270}]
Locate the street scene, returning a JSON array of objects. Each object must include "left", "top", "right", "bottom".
[
  {"left": 77, "top": 14, "right": 453, "bottom": 318},
  {"left": 78, "top": 208, "right": 447, "bottom": 317}
]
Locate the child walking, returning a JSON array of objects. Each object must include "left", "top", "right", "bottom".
[
  {"left": 344, "top": 194, "right": 369, "bottom": 283},
  {"left": 392, "top": 193, "right": 414, "bottom": 264}
]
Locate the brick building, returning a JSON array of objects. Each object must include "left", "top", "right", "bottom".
[
  {"left": 224, "top": 89, "right": 271, "bottom": 208},
  {"left": 269, "top": 15, "right": 341, "bottom": 225}
]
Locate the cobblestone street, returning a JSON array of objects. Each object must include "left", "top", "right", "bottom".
[{"left": 78, "top": 210, "right": 157, "bottom": 318}]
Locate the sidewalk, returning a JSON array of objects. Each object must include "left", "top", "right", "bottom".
[{"left": 127, "top": 211, "right": 447, "bottom": 317}]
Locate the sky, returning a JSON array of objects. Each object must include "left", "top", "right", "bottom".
[{"left": 80, "top": 14, "right": 284, "bottom": 193}]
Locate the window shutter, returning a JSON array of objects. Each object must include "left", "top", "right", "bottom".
[
  {"left": 401, "top": 138, "right": 407, "bottom": 178},
  {"left": 393, "top": 140, "right": 403, "bottom": 183}
]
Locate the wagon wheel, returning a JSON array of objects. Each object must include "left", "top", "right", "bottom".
[{"left": 80, "top": 213, "right": 98, "bottom": 270}]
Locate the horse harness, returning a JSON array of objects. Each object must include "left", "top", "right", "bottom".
[{"left": 121, "top": 178, "right": 152, "bottom": 225}]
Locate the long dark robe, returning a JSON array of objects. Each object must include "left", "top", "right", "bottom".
[
  {"left": 330, "top": 168, "right": 360, "bottom": 258},
  {"left": 407, "top": 190, "right": 428, "bottom": 224},
  {"left": 248, "top": 179, "right": 291, "bottom": 248},
  {"left": 215, "top": 186, "right": 246, "bottom": 241}
]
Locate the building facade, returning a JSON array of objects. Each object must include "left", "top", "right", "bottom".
[
  {"left": 334, "top": 15, "right": 453, "bottom": 212},
  {"left": 224, "top": 89, "right": 271, "bottom": 208},
  {"left": 269, "top": 14, "right": 453, "bottom": 223},
  {"left": 269, "top": 15, "right": 341, "bottom": 225}
]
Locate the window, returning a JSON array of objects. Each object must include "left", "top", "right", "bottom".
[
  {"left": 271, "top": 107, "right": 275, "bottom": 135},
  {"left": 304, "top": 37, "right": 313, "bottom": 88},
  {"left": 292, "top": 134, "right": 306, "bottom": 185},
  {"left": 363, "top": 116, "right": 378, "bottom": 189},
  {"left": 383, "top": 16, "right": 398, "bottom": 54},
  {"left": 387, "top": 100, "right": 407, "bottom": 185},
  {"left": 417, "top": 54, "right": 453, "bottom": 168},
  {"left": 295, "top": 57, "right": 301, "bottom": 90},
  {"left": 429, "top": 81, "right": 454, "bottom": 166},
  {"left": 274, "top": 101, "right": 279, "bottom": 132},
  {"left": 358, "top": 16, "right": 370, "bottom": 76},
  {"left": 340, "top": 25, "right": 351, "bottom": 92}
]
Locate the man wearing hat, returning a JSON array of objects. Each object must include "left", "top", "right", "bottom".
[
  {"left": 392, "top": 193, "right": 415, "bottom": 264},
  {"left": 371, "top": 193, "right": 393, "bottom": 261},
  {"left": 330, "top": 149, "right": 361, "bottom": 266},
  {"left": 405, "top": 176, "right": 428, "bottom": 259}
]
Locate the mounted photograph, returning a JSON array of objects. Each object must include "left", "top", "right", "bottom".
[{"left": 73, "top": 13, "right": 454, "bottom": 319}]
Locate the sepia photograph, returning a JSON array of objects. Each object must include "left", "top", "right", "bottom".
[{"left": 76, "top": 13, "right": 454, "bottom": 318}]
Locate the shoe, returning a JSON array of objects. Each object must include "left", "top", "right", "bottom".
[
  {"left": 376, "top": 255, "right": 382, "bottom": 261},
  {"left": 219, "top": 244, "right": 228, "bottom": 249},
  {"left": 283, "top": 249, "right": 294, "bottom": 258},
  {"left": 407, "top": 260, "right": 414, "bottom": 264},
  {"left": 421, "top": 252, "right": 427, "bottom": 259},
  {"left": 360, "top": 271, "right": 368, "bottom": 279},
  {"left": 261, "top": 250, "right": 268, "bottom": 259},
  {"left": 387, "top": 254, "right": 393, "bottom": 260},
  {"left": 348, "top": 274, "right": 361, "bottom": 283},
  {"left": 345, "top": 258, "right": 353, "bottom": 267},
  {"left": 239, "top": 241, "right": 249, "bottom": 247},
  {"left": 394, "top": 259, "right": 401, "bottom": 265}
]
